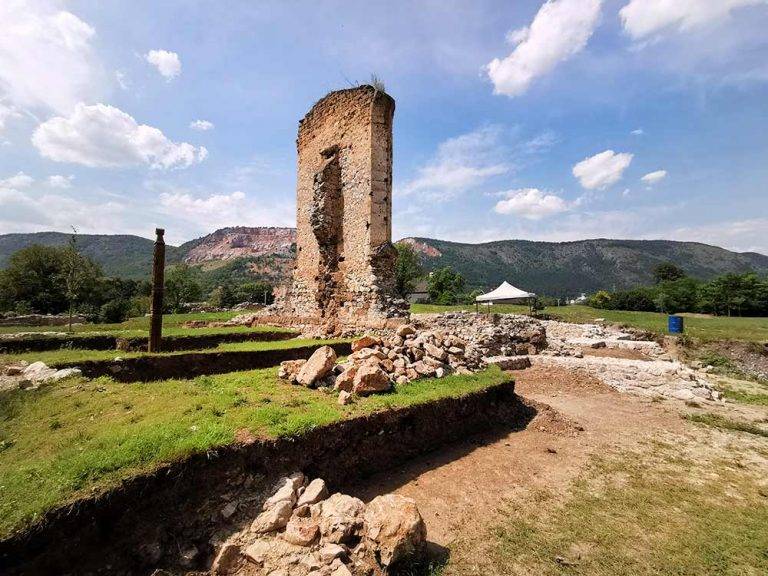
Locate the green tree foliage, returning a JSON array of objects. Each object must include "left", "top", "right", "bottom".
[
  {"left": 233, "top": 281, "right": 273, "bottom": 305},
  {"left": 164, "top": 264, "right": 203, "bottom": 313},
  {"left": 209, "top": 282, "right": 237, "bottom": 309},
  {"left": 589, "top": 272, "right": 768, "bottom": 316},
  {"left": 428, "top": 267, "right": 466, "bottom": 305},
  {"left": 653, "top": 262, "right": 686, "bottom": 283},
  {"left": 394, "top": 243, "right": 423, "bottom": 299}
]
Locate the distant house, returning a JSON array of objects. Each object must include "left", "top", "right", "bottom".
[
  {"left": 407, "top": 279, "right": 429, "bottom": 304},
  {"left": 569, "top": 293, "right": 588, "bottom": 305}
]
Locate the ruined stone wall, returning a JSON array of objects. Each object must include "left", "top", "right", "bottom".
[{"left": 269, "top": 85, "right": 407, "bottom": 333}]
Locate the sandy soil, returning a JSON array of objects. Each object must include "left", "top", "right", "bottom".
[{"left": 348, "top": 363, "right": 767, "bottom": 571}]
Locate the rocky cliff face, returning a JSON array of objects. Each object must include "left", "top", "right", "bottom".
[{"left": 182, "top": 227, "right": 296, "bottom": 264}]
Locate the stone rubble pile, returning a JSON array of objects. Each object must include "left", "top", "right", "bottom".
[
  {"left": 1, "top": 360, "right": 81, "bottom": 391},
  {"left": 279, "top": 314, "right": 547, "bottom": 403},
  {"left": 211, "top": 473, "right": 426, "bottom": 576}
]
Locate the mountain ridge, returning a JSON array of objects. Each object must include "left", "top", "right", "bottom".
[{"left": 1, "top": 228, "right": 766, "bottom": 295}]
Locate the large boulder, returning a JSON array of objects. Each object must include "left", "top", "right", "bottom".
[
  {"left": 333, "top": 365, "right": 357, "bottom": 392},
  {"left": 311, "top": 493, "right": 366, "bottom": 544},
  {"left": 297, "top": 478, "right": 329, "bottom": 507},
  {"left": 352, "top": 361, "right": 391, "bottom": 396},
  {"left": 296, "top": 346, "right": 337, "bottom": 387},
  {"left": 363, "top": 494, "right": 426, "bottom": 567},
  {"left": 251, "top": 500, "right": 293, "bottom": 533}
]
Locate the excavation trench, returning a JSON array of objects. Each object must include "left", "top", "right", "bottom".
[
  {"left": 53, "top": 341, "right": 352, "bottom": 382},
  {"left": 0, "top": 330, "right": 298, "bottom": 354},
  {"left": 0, "top": 379, "right": 536, "bottom": 575}
]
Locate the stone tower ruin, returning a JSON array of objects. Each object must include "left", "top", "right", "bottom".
[{"left": 265, "top": 85, "right": 408, "bottom": 333}]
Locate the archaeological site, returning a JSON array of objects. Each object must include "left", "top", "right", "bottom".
[{"left": 1, "top": 84, "right": 766, "bottom": 576}]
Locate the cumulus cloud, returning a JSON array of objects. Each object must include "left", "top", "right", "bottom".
[
  {"left": 48, "top": 174, "right": 74, "bottom": 188},
  {"left": 620, "top": 0, "right": 767, "bottom": 39},
  {"left": 0, "top": 0, "right": 102, "bottom": 114},
  {"left": 0, "top": 172, "right": 34, "bottom": 189},
  {"left": 0, "top": 100, "right": 22, "bottom": 134},
  {"left": 486, "top": 0, "right": 602, "bottom": 97},
  {"left": 190, "top": 119, "right": 214, "bottom": 131},
  {"left": 145, "top": 49, "right": 181, "bottom": 80},
  {"left": 397, "top": 126, "right": 510, "bottom": 200},
  {"left": 159, "top": 190, "right": 246, "bottom": 214},
  {"left": 494, "top": 188, "right": 570, "bottom": 219},
  {"left": 572, "top": 150, "right": 633, "bottom": 190},
  {"left": 0, "top": 186, "right": 129, "bottom": 235},
  {"left": 32, "top": 103, "right": 208, "bottom": 169},
  {"left": 640, "top": 169, "right": 667, "bottom": 185}
]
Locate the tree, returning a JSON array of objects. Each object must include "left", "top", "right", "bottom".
[
  {"left": 394, "top": 243, "right": 422, "bottom": 299},
  {"left": 427, "top": 267, "right": 465, "bottom": 305},
  {"left": 653, "top": 262, "right": 686, "bottom": 284},
  {"left": 62, "top": 230, "right": 101, "bottom": 331},
  {"left": 587, "top": 290, "right": 612, "bottom": 309},
  {"left": 164, "top": 264, "right": 203, "bottom": 313},
  {"left": 209, "top": 282, "right": 237, "bottom": 309}
]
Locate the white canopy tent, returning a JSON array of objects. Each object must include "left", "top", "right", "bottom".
[
  {"left": 476, "top": 281, "right": 535, "bottom": 303},
  {"left": 475, "top": 281, "right": 536, "bottom": 312}
]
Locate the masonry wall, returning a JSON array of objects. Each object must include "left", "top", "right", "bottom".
[{"left": 275, "top": 85, "right": 406, "bottom": 333}]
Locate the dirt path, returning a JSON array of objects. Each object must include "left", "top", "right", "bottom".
[{"left": 349, "top": 366, "right": 689, "bottom": 549}]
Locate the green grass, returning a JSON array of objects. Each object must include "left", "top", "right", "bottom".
[
  {"left": 0, "top": 365, "right": 508, "bottom": 538},
  {"left": 0, "top": 337, "right": 349, "bottom": 366},
  {"left": 684, "top": 412, "right": 768, "bottom": 437},
  {"left": 0, "top": 311, "right": 290, "bottom": 338},
  {"left": 485, "top": 442, "right": 768, "bottom": 575},
  {"left": 411, "top": 304, "right": 768, "bottom": 343},
  {"left": 719, "top": 388, "right": 768, "bottom": 406}
]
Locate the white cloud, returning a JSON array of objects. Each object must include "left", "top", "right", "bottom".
[
  {"left": 48, "top": 174, "right": 74, "bottom": 188},
  {"left": 160, "top": 190, "right": 246, "bottom": 214},
  {"left": 0, "top": 171, "right": 34, "bottom": 189},
  {"left": 32, "top": 103, "right": 208, "bottom": 169},
  {"left": 658, "top": 217, "right": 768, "bottom": 254},
  {"left": 640, "top": 169, "right": 667, "bottom": 185},
  {"left": 115, "top": 70, "right": 129, "bottom": 91},
  {"left": 486, "top": 0, "right": 602, "bottom": 97},
  {"left": 494, "top": 188, "right": 570, "bottom": 219},
  {"left": 0, "top": 0, "right": 102, "bottom": 114},
  {"left": 190, "top": 119, "right": 215, "bottom": 131},
  {"left": 145, "top": 49, "right": 181, "bottom": 80},
  {"left": 0, "top": 187, "right": 128, "bottom": 235},
  {"left": 0, "top": 100, "right": 22, "bottom": 133},
  {"left": 631, "top": 128, "right": 644, "bottom": 135},
  {"left": 620, "top": 0, "right": 767, "bottom": 39},
  {"left": 572, "top": 150, "right": 633, "bottom": 190},
  {"left": 397, "top": 126, "right": 510, "bottom": 200}
]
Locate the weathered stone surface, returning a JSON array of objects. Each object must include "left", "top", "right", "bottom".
[
  {"left": 296, "top": 346, "right": 337, "bottom": 387},
  {"left": 337, "top": 390, "right": 352, "bottom": 405},
  {"left": 263, "top": 477, "right": 299, "bottom": 510},
  {"left": 312, "top": 493, "right": 366, "bottom": 544},
  {"left": 352, "top": 362, "right": 391, "bottom": 395},
  {"left": 252, "top": 500, "right": 293, "bottom": 533},
  {"left": 364, "top": 494, "right": 427, "bottom": 567},
  {"left": 333, "top": 365, "right": 357, "bottom": 392},
  {"left": 396, "top": 324, "right": 416, "bottom": 337},
  {"left": 282, "top": 516, "right": 320, "bottom": 546},
  {"left": 484, "top": 355, "right": 532, "bottom": 370},
  {"left": 210, "top": 540, "right": 243, "bottom": 575},
  {"left": 258, "top": 86, "right": 408, "bottom": 334},
  {"left": 279, "top": 359, "right": 306, "bottom": 383},
  {"left": 297, "top": 478, "right": 329, "bottom": 507},
  {"left": 351, "top": 335, "right": 380, "bottom": 352},
  {"left": 318, "top": 543, "right": 346, "bottom": 563}
]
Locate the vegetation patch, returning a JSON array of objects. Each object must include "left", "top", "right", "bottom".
[
  {"left": 482, "top": 442, "right": 768, "bottom": 575},
  {"left": 684, "top": 412, "right": 768, "bottom": 438},
  {"left": 0, "top": 365, "right": 508, "bottom": 539}
]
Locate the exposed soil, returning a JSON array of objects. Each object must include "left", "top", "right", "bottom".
[
  {"left": 697, "top": 340, "right": 768, "bottom": 381},
  {"left": 346, "top": 363, "right": 767, "bottom": 572}
]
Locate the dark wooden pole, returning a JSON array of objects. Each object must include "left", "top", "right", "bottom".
[{"left": 149, "top": 228, "right": 166, "bottom": 353}]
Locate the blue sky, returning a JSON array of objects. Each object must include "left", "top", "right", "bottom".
[{"left": 1, "top": 0, "right": 767, "bottom": 253}]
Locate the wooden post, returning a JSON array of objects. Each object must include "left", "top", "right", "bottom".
[{"left": 149, "top": 228, "right": 166, "bottom": 353}]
